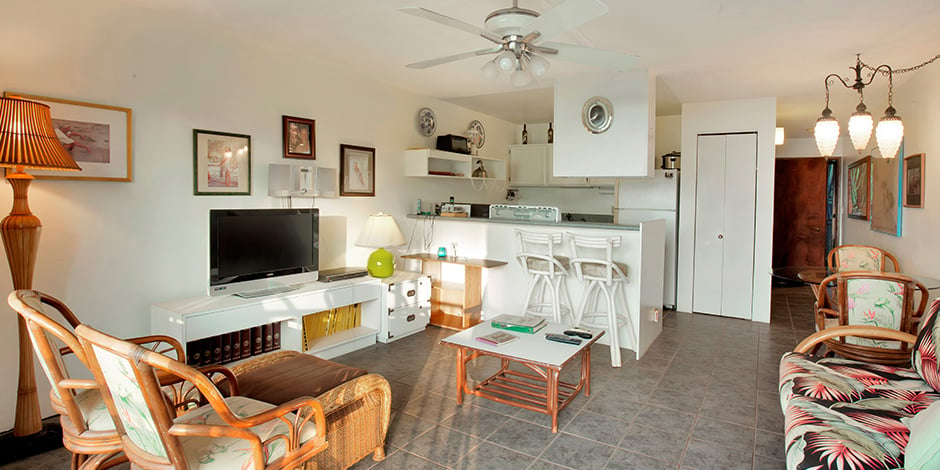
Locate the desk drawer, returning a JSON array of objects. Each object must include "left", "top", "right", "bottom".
[
  {"left": 387, "top": 302, "right": 431, "bottom": 340},
  {"left": 386, "top": 276, "right": 431, "bottom": 309}
]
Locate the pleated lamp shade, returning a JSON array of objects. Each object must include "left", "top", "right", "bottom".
[{"left": 0, "top": 97, "right": 81, "bottom": 171}]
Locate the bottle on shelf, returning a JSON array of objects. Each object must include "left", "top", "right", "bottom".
[
  {"left": 547, "top": 122, "right": 554, "bottom": 143},
  {"left": 522, "top": 124, "right": 528, "bottom": 144}
]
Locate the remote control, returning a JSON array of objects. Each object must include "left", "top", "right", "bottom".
[
  {"left": 545, "top": 333, "right": 582, "bottom": 345},
  {"left": 564, "top": 329, "right": 593, "bottom": 339}
]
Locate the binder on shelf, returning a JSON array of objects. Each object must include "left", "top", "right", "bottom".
[
  {"left": 490, "top": 314, "right": 547, "bottom": 334},
  {"left": 211, "top": 335, "right": 223, "bottom": 364},
  {"left": 240, "top": 329, "right": 252, "bottom": 358},
  {"left": 201, "top": 339, "right": 213, "bottom": 366},
  {"left": 221, "top": 334, "right": 232, "bottom": 364},
  {"left": 273, "top": 322, "right": 281, "bottom": 350},
  {"left": 263, "top": 323, "right": 274, "bottom": 353},
  {"left": 186, "top": 339, "right": 202, "bottom": 366},
  {"left": 252, "top": 326, "right": 264, "bottom": 356},
  {"left": 231, "top": 331, "right": 242, "bottom": 361}
]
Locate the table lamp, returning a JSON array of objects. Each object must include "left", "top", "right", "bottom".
[
  {"left": 355, "top": 213, "right": 405, "bottom": 278},
  {"left": 0, "top": 97, "right": 81, "bottom": 437}
]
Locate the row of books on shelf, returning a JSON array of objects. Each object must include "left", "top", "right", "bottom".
[{"left": 186, "top": 322, "right": 281, "bottom": 366}]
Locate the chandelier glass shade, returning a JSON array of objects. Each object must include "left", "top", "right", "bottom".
[
  {"left": 481, "top": 41, "right": 552, "bottom": 87},
  {"left": 848, "top": 106, "right": 873, "bottom": 152},
  {"left": 875, "top": 109, "right": 904, "bottom": 159},
  {"left": 814, "top": 110, "right": 840, "bottom": 157}
]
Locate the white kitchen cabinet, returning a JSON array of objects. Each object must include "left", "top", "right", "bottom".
[
  {"left": 509, "top": 144, "right": 591, "bottom": 187},
  {"left": 692, "top": 133, "right": 757, "bottom": 320},
  {"left": 379, "top": 271, "right": 431, "bottom": 343},
  {"left": 404, "top": 148, "right": 506, "bottom": 181}
]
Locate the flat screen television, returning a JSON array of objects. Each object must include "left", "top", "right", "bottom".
[{"left": 209, "top": 208, "right": 319, "bottom": 297}]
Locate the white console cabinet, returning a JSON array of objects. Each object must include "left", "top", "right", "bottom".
[
  {"left": 151, "top": 277, "right": 382, "bottom": 360},
  {"left": 379, "top": 271, "right": 431, "bottom": 343}
]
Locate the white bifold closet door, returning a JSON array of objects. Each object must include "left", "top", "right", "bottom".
[{"left": 692, "top": 133, "right": 758, "bottom": 319}]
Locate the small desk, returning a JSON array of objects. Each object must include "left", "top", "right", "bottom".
[
  {"left": 402, "top": 253, "right": 507, "bottom": 330},
  {"left": 440, "top": 322, "right": 603, "bottom": 432},
  {"left": 773, "top": 265, "right": 940, "bottom": 298}
]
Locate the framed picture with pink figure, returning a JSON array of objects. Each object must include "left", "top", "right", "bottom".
[{"left": 339, "top": 144, "right": 374, "bottom": 197}]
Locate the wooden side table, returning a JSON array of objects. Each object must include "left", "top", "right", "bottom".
[{"left": 402, "top": 253, "right": 507, "bottom": 330}]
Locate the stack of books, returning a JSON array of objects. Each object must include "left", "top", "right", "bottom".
[{"left": 490, "top": 314, "right": 547, "bottom": 334}]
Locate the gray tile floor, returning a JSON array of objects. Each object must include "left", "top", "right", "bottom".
[{"left": 2, "top": 286, "right": 816, "bottom": 470}]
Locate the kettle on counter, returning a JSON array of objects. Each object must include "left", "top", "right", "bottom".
[{"left": 660, "top": 151, "right": 680, "bottom": 170}]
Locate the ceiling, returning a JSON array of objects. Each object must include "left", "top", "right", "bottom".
[{"left": 134, "top": 0, "right": 940, "bottom": 138}]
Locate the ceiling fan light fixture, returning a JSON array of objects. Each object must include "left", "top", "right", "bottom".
[
  {"left": 875, "top": 106, "right": 903, "bottom": 159},
  {"left": 528, "top": 54, "right": 550, "bottom": 77},
  {"left": 495, "top": 50, "right": 517, "bottom": 72},
  {"left": 481, "top": 59, "right": 500, "bottom": 80},
  {"left": 814, "top": 109, "right": 840, "bottom": 157},
  {"left": 848, "top": 104, "right": 873, "bottom": 152},
  {"left": 511, "top": 68, "right": 533, "bottom": 87}
]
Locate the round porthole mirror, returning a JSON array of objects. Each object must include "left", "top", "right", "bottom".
[{"left": 581, "top": 96, "right": 613, "bottom": 134}]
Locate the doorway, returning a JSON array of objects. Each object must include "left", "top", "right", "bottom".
[{"left": 772, "top": 158, "right": 840, "bottom": 268}]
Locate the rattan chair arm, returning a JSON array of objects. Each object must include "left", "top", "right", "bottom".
[
  {"left": 58, "top": 378, "right": 98, "bottom": 391},
  {"left": 169, "top": 423, "right": 265, "bottom": 468},
  {"left": 817, "top": 308, "right": 839, "bottom": 318},
  {"left": 314, "top": 373, "right": 391, "bottom": 415},
  {"left": 794, "top": 325, "right": 918, "bottom": 354},
  {"left": 126, "top": 335, "right": 185, "bottom": 361}
]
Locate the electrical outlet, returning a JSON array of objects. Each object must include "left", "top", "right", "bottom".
[{"left": 650, "top": 307, "right": 662, "bottom": 323}]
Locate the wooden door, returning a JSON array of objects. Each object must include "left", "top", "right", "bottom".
[
  {"left": 772, "top": 158, "right": 827, "bottom": 267},
  {"left": 692, "top": 133, "right": 758, "bottom": 319}
]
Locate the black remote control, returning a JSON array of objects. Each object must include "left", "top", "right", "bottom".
[
  {"left": 564, "top": 329, "right": 593, "bottom": 339},
  {"left": 545, "top": 333, "right": 582, "bottom": 345}
]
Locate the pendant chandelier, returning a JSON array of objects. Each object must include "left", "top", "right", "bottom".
[{"left": 813, "top": 54, "right": 901, "bottom": 158}]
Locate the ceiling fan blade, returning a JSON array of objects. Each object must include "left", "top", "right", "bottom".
[
  {"left": 519, "top": 0, "right": 608, "bottom": 41},
  {"left": 407, "top": 47, "right": 501, "bottom": 69},
  {"left": 400, "top": 7, "right": 502, "bottom": 44},
  {"left": 541, "top": 42, "right": 638, "bottom": 71}
]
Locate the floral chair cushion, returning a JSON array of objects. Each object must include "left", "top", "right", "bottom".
[
  {"left": 844, "top": 278, "right": 905, "bottom": 349},
  {"left": 74, "top": 389, "right": 114, "bottom": 432},
  {"left": 836, "top": 246, "right": 884, "bottom": 271},
  {"left": 175, "top": 395, "right": 319, "bottom": 468},
  {"left": 913, "top": 298, "right": 940, "bottom": 392}
]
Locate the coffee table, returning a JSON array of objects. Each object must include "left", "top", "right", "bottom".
[{"left": 440, "top": 322, "right": 603, "bottom": 432}]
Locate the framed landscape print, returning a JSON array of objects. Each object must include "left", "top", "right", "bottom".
[
  {"left": 847, "top": 155, "right": 871, "bottom": 220},
  {"left": 903, "top": 153, "right": 924, "bottom": 208},
  {"left": 3, "top": 91, "right": 132, "bottom": 181},
  {"left": 193, "top": 129, "right": 251, "bottom": 195},
  {"left": 339, "top": 144, "right": 375, "bottom": 197},
  {"left": 282, "top": 115, "right": 315, "bottom": 159},
  {"left": 870, "top": 154, "right": 902, "bottom": 236}
]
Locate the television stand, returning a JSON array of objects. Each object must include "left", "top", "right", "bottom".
[{"left": 235, "top": 283, "right": 303, "bottom": 299}]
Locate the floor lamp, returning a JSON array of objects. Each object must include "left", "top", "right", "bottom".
[{"left": 0, "top": 97, "right": 80, "bottom": 437}]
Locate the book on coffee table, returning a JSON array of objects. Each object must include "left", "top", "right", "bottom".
[
  {"left": 490, "top": 314, "right": 547, "bottom": 334},
  {"left": 475, "top": 330, "right": 518, "bottom": 346}
]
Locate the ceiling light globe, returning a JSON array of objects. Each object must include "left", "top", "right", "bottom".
[
  {"left": 848, "top": 110, "right": 873, "bottom": 152},
  {"left": 481, "top": 60, "right": 500, "bottom": 80},
  {"left": 814, "top": 115, "right": 840, "bottom": 157},
  {"left": 529, "top": 55, "right": 550, "bottom": 77},
  {"left": 875, "top": 114, "right": 904, "bottom": 159},
  {"left": 511, "top": 68, "right": 533, "bottom": 87},
  {"left": 495, "top": 51, "right": 516, "bottom": 72}
]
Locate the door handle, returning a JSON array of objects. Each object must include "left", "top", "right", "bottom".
[
  {"left": 812, "top": 226, "right": 822, "bottom": 232},
  {"left": 717, "top": 234, "right": 724, "bottom": 240},
  {"left": 406, "top": 289, "right": 416, "bottom": 297}
]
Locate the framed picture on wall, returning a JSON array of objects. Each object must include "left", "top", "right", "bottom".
[
  {"left": 847, "top": 155, "right": 871, "bottom": 220},
  {"left": 339, "top": 144, "right": 375, "bottom": 197},
  {"left": 282, "top": 115, "right": 315, "bottom": 159},
  {"left": 193, "top": 129, "right": 251, "bottom": 195},
  {"left": 3, "top": 91, "right": 133, "bottom": 182},
  {"left": 903, "top": 153, "right": 924, "bottom": 208}
]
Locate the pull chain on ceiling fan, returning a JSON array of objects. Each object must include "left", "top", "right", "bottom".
[{"left": 400, "top": 0, "right": 637, "bottom": 87}]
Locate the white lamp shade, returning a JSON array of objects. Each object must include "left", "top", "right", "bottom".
[
  {"left": 875, "top": 115, "right": 904, "bottom": 159},
  {"left": 511, "top": 68, "right": 533, "bottom": 87},
  {"left": 814, "top": 117, "right": 840, "bottom": 157},
  {"left": 355, "top": 213, "right": 405, "bottom": 248},
  {"left": 481, "top": 60, "right": 500, "bottom": 80},
  {"left": 495, "top": 51, "right": 516, "bottom": 72},
  {"left": 775, "top": 127, "right": 785, "bottom": 146},
  {"left": 529, "top": 54, "right": 550, "bottom": 77},
  {"left": 848, "top": 111, "right": 873, "bottom": 152}
]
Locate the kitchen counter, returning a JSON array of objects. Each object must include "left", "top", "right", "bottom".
[{"left": 407, "top": 214, "right": 638, "bottom": 231}]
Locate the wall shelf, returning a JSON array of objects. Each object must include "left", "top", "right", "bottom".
[{"left": 404, "top": 148, "right": 506, "bottom": 181}]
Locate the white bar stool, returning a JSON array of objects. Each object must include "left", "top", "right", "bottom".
[
  {"left": 514, "top": 229, "right": 573, "bottom": 324},
  {"left": 567, "top": 233, "right": 634, "bottom": 367}
]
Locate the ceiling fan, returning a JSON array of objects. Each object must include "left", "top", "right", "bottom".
[{"left": 401, "top": 0, "right": 637, "bottom": 86}]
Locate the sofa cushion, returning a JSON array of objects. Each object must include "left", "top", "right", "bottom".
[
  {"left": 912, "top": 298, "right": 940, "bottom": 392},
  {"left": 905, "top": 400, "right": 940, "bottom": 470},
  {"left": 235, "top": 353, "right": 368, "bottom": 405}
]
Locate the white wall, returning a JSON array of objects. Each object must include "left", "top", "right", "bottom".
[
  {"left": 677, "top": 98, "right": 777, "bottom": 323},
  {"left": 0, "top": 0, "right": 517, "bottom": 429},
  {"left": 840, "top": 64, "right": 940, "bottom": 279}
]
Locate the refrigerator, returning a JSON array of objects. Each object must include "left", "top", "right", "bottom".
[{"left": 614, "top": 169, "right": 679, "bottom": 309}]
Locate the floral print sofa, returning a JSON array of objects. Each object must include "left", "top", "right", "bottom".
[{"left": 779, "top": 298, "right": 940, "bottom": 470}]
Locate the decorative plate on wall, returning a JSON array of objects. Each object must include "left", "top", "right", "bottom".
[
  {"left": 417, "top": 107, "right": 436, "bottom": 136},
  {"left": 581, "top": 96, "right": 613, "bottom": 134},
  {"left": 467, "top": 120, "right": 485, "bottom": 149}
]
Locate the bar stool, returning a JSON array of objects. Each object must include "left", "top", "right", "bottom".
[
  {"left": 514, "top": 229, "right": 573, "bottom": 324},
  {"left": 567, "top": 233, "right": 633, "bottom": 367}
]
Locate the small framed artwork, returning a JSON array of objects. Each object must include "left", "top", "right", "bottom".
[
  {"left": 3, "top": 91, "right": 132, "bottom": 182},
  {"left": 847, "top": 155, "right": 871, "bottom": 220},
  {"left": 903, "top": 153, "right": 924, "bottom": 208},
  {"left": 282, "top": 115, "right": 315, "bottom": 159},
  {"left": 193, "top": 129, "right": 251, "bottom": 195},
  {"left": 339, "top": 144, "right": 375, "bottom": 197}
]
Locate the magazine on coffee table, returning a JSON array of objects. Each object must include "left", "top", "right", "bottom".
[
  {"left": 490, "top": 314, "right": 546, "bottom": 334},
  {"left": 475, "top": 330, "right": 518, "bottom": 346}
]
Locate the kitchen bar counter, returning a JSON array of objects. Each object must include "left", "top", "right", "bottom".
[{"left": 406, "top": 214, "right": 638, "bottom": 231}]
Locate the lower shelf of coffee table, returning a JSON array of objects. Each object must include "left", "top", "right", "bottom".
[{"left": 469, "top": 366, "right": 579, "bottom": 415}]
